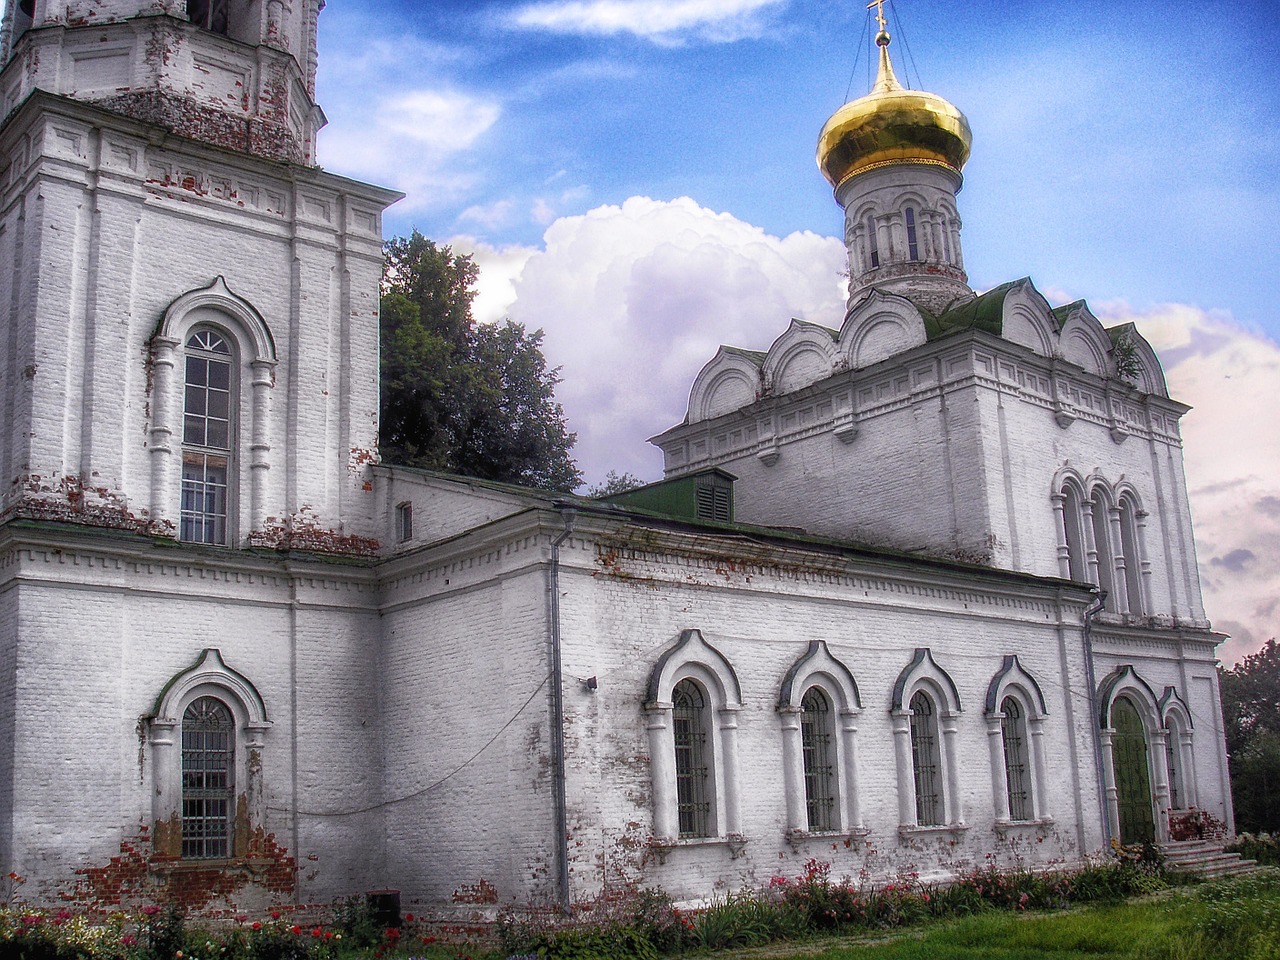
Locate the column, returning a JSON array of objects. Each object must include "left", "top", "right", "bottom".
[
  {"left": 779, "top": 707, "right": 806, "bottom": 834},
  {"left": 645, "top": 706, "right": 676, "bottom": 840}
]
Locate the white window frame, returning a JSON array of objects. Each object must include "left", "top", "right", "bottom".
[
  {"left": 1159, "top": 686, "right": 1197, "bottom": 812},
  {"left": 149, "top": 278, "right": 277, "bottom": 546},
  {"left": 891, "top": 648, "right": 964, "bottom": 833},
  {"left": 146, "top": 649, "right": 270, "bottom": 859},
  {"left": 777, "top": 639, "right": 864, "bottom": 839},
  {"left": 984, "top": 654, "right": 1051, "bottom": 825},
  {"left": 644, "top": 629, "right": 744, "bottom": 852}
]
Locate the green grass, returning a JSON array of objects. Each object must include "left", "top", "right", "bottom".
[{"left": 732, "top": 870, "right": 1280, "bottom": 960}]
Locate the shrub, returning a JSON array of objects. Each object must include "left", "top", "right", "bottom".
[
  {"left": 1228, "top": 832, "right": 1280, "bottom": 866},
  {"left": 512, "top": 924, "right": 658, "bottom": 960}
]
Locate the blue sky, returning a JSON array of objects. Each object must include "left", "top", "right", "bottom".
[{"left": 320, "top": 0, "right": 1279, "bottom": 659}]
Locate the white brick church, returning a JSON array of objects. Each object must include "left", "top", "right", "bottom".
[{"left": 0, "top": 0, "right": 1233, "bottom": 915}]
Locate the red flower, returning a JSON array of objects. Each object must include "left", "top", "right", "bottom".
[
  {"left": 251, "top": 922, "right": 262, "bottom": 931},
  {"left": 311, "top": 927, "right": 323, "bottom": 938},
  {"left": 271, "top": 911, "right": 281, "bottom": 920},
  {"left": 385, "top": 927, "right": 401, "bottom": 940},
  {"left": 404, "top": 913, "right": 414, "bottom": 922},
  {"left": 290, "top": 925, "right": 302, "bottom": 935}
]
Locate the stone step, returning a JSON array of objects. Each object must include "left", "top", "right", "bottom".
[{"left": 1166, "top": 853, "right": 1257, "bottom": 877}]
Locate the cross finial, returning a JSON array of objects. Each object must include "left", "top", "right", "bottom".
[{"left": 867, "top": 0, "right": 887, "bottom": 35}]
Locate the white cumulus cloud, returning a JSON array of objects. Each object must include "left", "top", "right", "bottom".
[
  {"left": 510, "top": 0, "right": 787, "bottom": 42},
  {"left": 1099, "top": 303, "right": 1280, "bottom": 665},
  {"left": 481, "top": 196, "right": 846, "bottom": 481}
]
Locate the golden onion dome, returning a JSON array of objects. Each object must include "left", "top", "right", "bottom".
[{"left": 817, "top": 29, "right": 972, "bottom": 190}]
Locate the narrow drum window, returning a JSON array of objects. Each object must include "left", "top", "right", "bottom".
[
  {"left": 672, "top": 679, "right": 711, "bottom": 838},
  {"left": 1061, "top": 485, "right": 1088, "bottom": 582},
  {"left": 800, "top": 687, "right": 836, "bottom": 832},
  {"left": 905, "top": 207, "right": 920, "bottom": 261},
  {"left": 909, "top": 691, "right": 943, "bottom": 826},
  {"left": 182, "top": 697, "right": 234, "bottom": 859},
  {"left": 182, "top": 329, "right": 233, "bottom": 545},
  {"left": 1090, "top": 493, "right": 1116, "bottom": 610},
  {"left": 1167, "top": 739, "right": 1181, "bottom": 809},
  {"left": 1000, "top": 696, "right": 1031, "bottom": 821},
  {"left": 866, "top": 215, "right": 880, "bottom": 269},
  {"left": 1118, "top": 497, "right": 1144, "bottom": 615}
]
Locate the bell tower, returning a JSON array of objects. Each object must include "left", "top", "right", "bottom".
[
  {"left": 0, "top": 0, "right": 325, "bottom": 164},
  {"left": 0, "top": 0, "right": 399, "bottom": 550}
]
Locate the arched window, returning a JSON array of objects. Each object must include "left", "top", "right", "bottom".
[
  {"left": 672, "top": 679, "right": 712, "bottom": 838},
  {"left": 866, "top": 215, "right": 880, "bottom": 269},
  {"left": 1060, "top": 483, "right": 1088, "bottom": 581},
  {"left": 188, "top": 0, "right": 230, "bottom": 35},
  {"left": 181, "top": 696, "right": 235, "bottom": 858},
  {"left": 1118, "top": 495, "right": 1145, "bottom": 615},
  {"left": 985, "top": 655, "right": 1050, "bottom": 824},
  {"left": 1000, "top": 697, "right": 1031, "bottom": 821},
  {"left": 1089, "top": 489, "right": 1117, "bottom": 610},
  {"left": 800, "top": 687, "right": 835, "bottom": 832},
  {"left": 909, "top": 691, "right": 943, "bottom": 826},
  {"left": 892, "top": 648, "right": 962, "bottom": 830},
  {"left": 181, "top": 328, "right": 233, "bottom": 545},
  {"left": 905, "top": 207, "right": 920, "bottom": 261}
]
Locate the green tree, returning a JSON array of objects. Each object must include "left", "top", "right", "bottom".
[
  {"left": 586, "top": 470, "right": 645, "bottom": 498},
  {"left": 1220, "top": 638, "right": 1280, "bottom": 832},
  {"left": 380, "top": 232, "right": 582, "bottom": 491}
]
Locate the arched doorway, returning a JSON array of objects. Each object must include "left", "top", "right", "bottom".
[{"left": 1111, "top": 696, "right": 1155, "bottom": 844}]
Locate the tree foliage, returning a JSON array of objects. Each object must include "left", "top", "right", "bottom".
[
  {"left": 1220, "top": 639, "right": 1280, "bottom": 832},
  {"left": 380, "top": 233, "right": 582, "bottom": 491},
  {"left": 586, "top": 470, "right": 645, "bottom": 499}
]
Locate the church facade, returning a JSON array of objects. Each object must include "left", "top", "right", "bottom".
[{"left": 0, "top": 1, "right": 1232, "bottom": 916}]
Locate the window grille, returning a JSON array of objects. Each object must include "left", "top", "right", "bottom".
[
  {"left": 181, "top": 329, "right": 233, "bottom": 545},
  {"left": 1167, "top": 737, "right": 1181, "bottom": 809},
  {"left": 909, "top": 691, "right": 943, "bottom": 826},
  {"left": 1000, "top": 696, "right": 1031, "bottom": 821},
  {"left": 800, "top": 687, "right": 836, "bottom": 832},
  {"left": 182, "top": 697, "right": 234, "bottom": 859},
  {"left": 905, "top": 207, "right": 920, "bottom": 261},
  {"left": 866, "top": 215, "right": 880, "bottom": 269},
  {"left": 187, "top": 0, "right": 230, "bottom": 35},
  {"left": 672, "top": 679, "right": 711, "bottom": 838}
]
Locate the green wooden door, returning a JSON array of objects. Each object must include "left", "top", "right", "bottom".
[{"left": 1111, "top": 697, "right": 1155, "bottom": 844}]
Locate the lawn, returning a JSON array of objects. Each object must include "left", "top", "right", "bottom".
[{"left": 730, "top": 871, "right": 1280, "bottom": 960}]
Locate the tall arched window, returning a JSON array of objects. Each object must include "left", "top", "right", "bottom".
[
  {"left": 800, "top": 687, "right": 835, "bottom": 832},
  {"left": 866, "top": 215, "right": 880, "bottom": 269},
  {"left": 1000, "top": 696, "right": 1031, "bottom": 821},
  {"left": 904, "top": 207, "right": 920, "bottom": 261},
  {"left": 181, "top": 328, "right": 233, "bottom": 545},
  {"left": 182, "top": 696, "right": 235, "bottom": 859},
  {"left": 672, "top": 679, "right": 712, "bottom": 838},
  {"left": 1060, "top": 483, "right": 1088, "bottom": 581},
  {"left": 1118, "top": 495, "right": 1145, "bottom": 615},
  {"left": 909, "top": 691, "right": 943, "bottom": 826},
  {"left": 1089, "top": 489, "right": 1117, "bottom": 610},
  {"left": 187, "top": 0, "right": 230, "bottom": 34}
]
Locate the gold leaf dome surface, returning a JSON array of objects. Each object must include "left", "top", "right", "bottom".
[{"left": 817, "top": 33, "right": 972, "bottom": 189}]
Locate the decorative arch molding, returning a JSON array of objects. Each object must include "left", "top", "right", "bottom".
[
  {"left": 984, "top": 655, "right": 1048, "bottom": 717},
  {"left": 890, "top": 648, "right": 964, "bottom": 830},
  {"left": 762, "top": 320, "right": 838, "bottom": 396},
  {"left": 644, "top": 629, "right": 744, "bottom": 846},
  {"left": 1097, "top": 664, "right": 1161, "bottom": 729},
  {"left": 1000, "top": 281, "right": 1057, "bottom": 357},
  {"left": 155, "top": 276, "right": 277, "bottom": 364},
  {"left": 1096, "top": 664, "right": 1171, "bottom": 842},
  {"left": 685, "top": 348, "right": 764, "bottom": 424},
  {"left": 778, "top": 640, "right": 861, "bottom": 712},
  {"left": 1158, "top": 685, "right": 1193, "bottom": 730},
  {"left": 891, "top": 647, "right": 961, "bottom": 715},
  {"left": 839, "top": 290, "right": 928, "bottom": 370},
  {"left": 1055, "top": 304, "right": 1113, "bottom": 378},
  {"left": 145, "top": 649, "right": 270, "bottom": 858},
  {"left": 984, "top": 655, "right": 1052, "bottom": 824},
  {"left": 645, "top": 628, "right": 743, "bottom": 709},
  {"left": 150, "top": 648, "right": 270, "bottom": 727},
  {"left": 1107, "top": 323, "right": 1168, "bottom": 397},
  {"left": 777, "top": 640, "right": 865, "bottom": 837}
]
